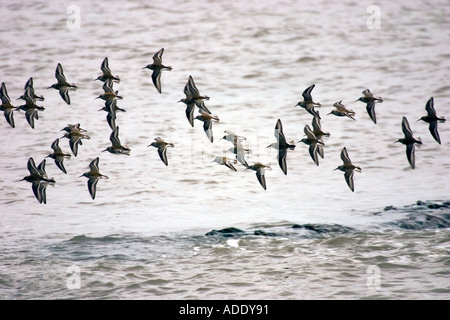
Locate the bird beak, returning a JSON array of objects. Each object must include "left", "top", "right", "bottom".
[{"left": 142, "top": 66, "right": 147, "bottom": 70}]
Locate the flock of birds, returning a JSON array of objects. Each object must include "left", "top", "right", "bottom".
[{"left": 0, "top": 48, "right": 446, "bottom": 203}]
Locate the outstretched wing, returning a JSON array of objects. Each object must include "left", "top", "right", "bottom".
[
  {"left": 401, "top": 116, "right": 413, "bottom": 138},
  {"left": 302, "top": 84, "right": 315, "bottom": 102},
  {"left": 55, "top": 63, "right": 67, "bottom": 83},
  {"left": 425, "top": 97, "right": 436, "bottom": 117},
  {"left": 153, "top": 48, "right": 164, "bottom": 65}
]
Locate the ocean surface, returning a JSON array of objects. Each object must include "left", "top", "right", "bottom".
[{"left": 0, "top": 0, "right": 449, "bottom": 300}]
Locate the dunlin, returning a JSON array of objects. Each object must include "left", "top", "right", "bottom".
[
  {"left": 328, "top": 101, "right": 356, "bottom": 120},
  {"left": 142, "top": 48, "right": 172, "bottom": 94},
  {"left": 17, "top": 87, "right": 45, "bottom": 129},
  {"left": 355, "top": 89, "right": 383, "bottom": 124},
  {"left": 246, "top": 162, "right": 271, "bottom": 190},
  {"left": 61, "top": 124, "right": 91, "bottom": 157},
  {"left": 334, "top": 147, "right": 361, "bottom": 192},
  {"left": 99, "top": 99, "right": 126, "bottom": 130},
  {"left": 61, "top": 123, "right": 87, "bottom": 133},
  {"left": 21, "top": 157, "right": 55, "bottom": 204},
  {"left": 222, "top": 130, "right": 246, "bottom": 144},
  {"left": 311, "top": 112, "right": 330, "bottom": 159},
  {"left": 18, "top": 77, "right": 44, "bottom": 101},
  {"left": 267, "top": 119, "right": 296, "bottom": 175},
  {"left": 395, "top": 116, "right": 422, "bottom": 169},
  {"left": 95, "top": 57, "right": 120, "bottom": 83},
  {"left": 294, "top": 84, "right": 321, "bottom": 118},
  {"left": 418, "top": 97, "right": 445, "bottom": 144},
  {"left": 179, "top": 75, "right": 211, "bottom": 126},
  {"left": 298, "top": 124, "right": 324, "bottom": 166},
  {"left": 195, "top": 112, "right": 220, "bottom": 142},
  {"left": 0, "top": 82, "right": 17, "bottom": 128},
  {"left": 212, "top": 156, "right": 238, "bottom": 171},
  {"left": 96, "top": 79, "right": 123, "bottom": 102},
  {"left": 49, "top": 63, "right": 77, "bottom": 105},
  {"left": 80, "top": 157, "right": 108, "bottom": 200},
  {"left": 47, "top": 138, "right": 71, "bottom": 174},
  {"left": 148, "top": 137, "right": 174, "bottom": 166},
  {"left": 103, "top": 126, "right": 131, "bottom": 155}
]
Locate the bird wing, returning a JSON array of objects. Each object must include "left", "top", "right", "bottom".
[
  {"left": 302, "top": 84, "right": 315, "bottom": 102},
  {"left": 55, "top": 63, "right": 67, "bottom": 83},
  {"left": 106, "top": 113, "right": 116, "bottom": 131},
  {"left": 304, "top": 125, "right": 316, "bottom": 141},
  {"left": 203, "top": 119, "right": 214, "bottom": 142},
  {"left": 87, "top": 177, "right": 99, "bottom": 200},
  {"left": 256, "top": 167, "right": 267, "bottom": 190},
  {"left": 340, "top": 147, "right": 352, "bottom": 165},
  {"left": 25, "top": 108, "right": 36, "bottom": 129},
  {"left": 110, "top": 126, "right": 121, "bottom": 146},
  {"left": 187, "top": 76, "right": 200, "bottom": 97},
  {"left": 274, "top": 119, "right": 287, "bottom": 145},
  {"left": 59, "top": 87, "right": 71, "bottom": 105},
  {"left": 185, "top": 103, "right": 195, "bottom": 127},
  {"left": 31, "top": 181, "right": 45, "bottom": 204},
  {"left": 4, "top": 108, "right": 15, "bottom": 128},
  {"left": 89, "top": 157, "right": 100, "bottom": 172},
  {"left": 27, "top": 157, "right": 40, "bottom": 176},
  {"left": 425, "top": 97, "right": 436, "bottom": 117},
  {"left": 278, "top": 148, "right": 288, "bottom": 175},
  {"left": 401, "top": 116, "right": 414, "bottom": 138},
  {"left": 366, "top": 101, "right": 376, "bottom": 124},
  {"left": 69, "top": 137, "right": 80, "bottom": 157},
  {"left": 1, "top": 82, "right": 11, "bottom": 104},
  {"left": 51, "top": 138, "right": 62, "bottom": 153},
  {"left": 406, "top": 144, "right": 415, "bottom": 169},
  {"left": 157, "top": 146, "right": 169, "bottom": 166},
  {"left": 151, "top": 69, "right": 162, "bottom": 94},
  {"left": 101, "top": 57, "right": 111, "bottom": 75},
  {"left": 309, "top": 143, "right": 320, "bottom": 166},
  {"left": 428, "top": 121, "right": 441, "bottom": 144},
  {"left": 153, "top": 48, "right": 164, "bottom": 65},
  {"left": 344, "top": 169, "right": 355, "bottom": 192},
  {"left": 54, "top": 156, "right": 67, "bottom": 174}
]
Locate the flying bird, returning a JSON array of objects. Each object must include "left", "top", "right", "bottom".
[
  {"left": 80, "top": 157, "right": 108, "bottom": 200},
  {"left": 418, "top": 97, "right": 445, "bottom": 144},
  {"left": 294, "top": 84, "right": 321, "bottom": 118},
  {"left": 142, "top": 48, "right": 172, "bottom": 94},
  {"left": 195, "top": 112, "right": 220, "bottom": 142},
  {"left": 49, "top": 63, "right": 77, "bottom": 105},
  {"left": 148, "top": 137, "right": 174, "bottom": 166},
  {"left": 0, "top": 82, "right": 17, "bottom": 128},
  {"left": 95, "top": 57, "right": 120, "bottom": 83},
  {"left": 299, "top": 125, "right": 324, "bottom": 166},
  {"left": 355, "top": 89, "right": 383, "bottom": 124},
  {"left": 47, "top": 138, "right": 71, "bottom": 174},
  {"left": 103, "top": 126, "right": 131, "bottom": 155},
  {"left": 246, "top": 163, "right": 271, "bottom": 190},
  {"left": 267, "top": 119, "right": 296, "bottom": 175},
  {"left": 21, "top": 157, "right": 55, "bottom": 204},
  {"left": 334, "top": 147, "right": 361, "bottom": 192},
  {"left": 395, "top": 116, "right": 422, "bottom": 169}
]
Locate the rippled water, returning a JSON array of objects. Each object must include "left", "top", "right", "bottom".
[{"left": 0, "top": 0, "right": 449, "bottom": 299}]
